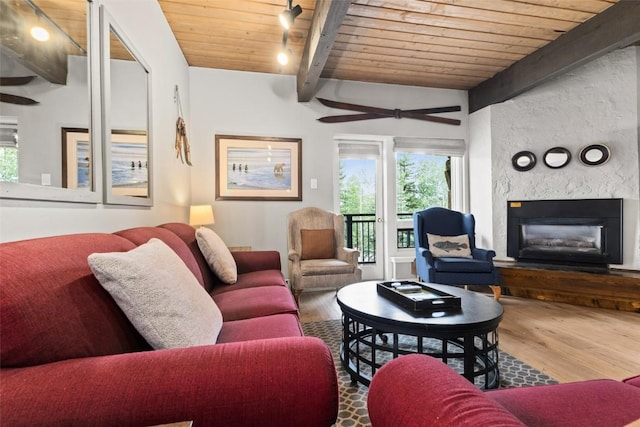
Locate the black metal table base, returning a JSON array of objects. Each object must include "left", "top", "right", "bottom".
[{"left": 340, "top": 314, "right": 500, "bottom": 389}]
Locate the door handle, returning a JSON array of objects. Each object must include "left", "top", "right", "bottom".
[{"left": 377, "top": 218, "right": 383, "bottom": 223}]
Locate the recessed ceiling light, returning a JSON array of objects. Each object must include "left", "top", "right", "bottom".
[{"left": 30, "top": 26, "right": 49, "bottom": 42}]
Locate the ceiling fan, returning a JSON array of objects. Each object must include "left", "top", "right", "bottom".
[{"left": 0, "top": 76, "right": 39, "bottom": 105}]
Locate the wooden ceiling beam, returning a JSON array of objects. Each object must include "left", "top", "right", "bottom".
[
  {"left": 469, "top": 0, "right": 640, "bottom": 113},
  {"left": 296, "top": 0, "right": 350, "bottom": 102}
]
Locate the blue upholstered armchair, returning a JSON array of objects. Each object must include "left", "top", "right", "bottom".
[{"left": 413, "top": 207, "right": 501, "bottom": 300}]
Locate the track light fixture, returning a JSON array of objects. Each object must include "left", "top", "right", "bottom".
[
  {"left": 279, "top": 0, "right": 302, "bottom": 30},
  {"left": 276, "top": 1, "right": 301, "bottom": 66}
]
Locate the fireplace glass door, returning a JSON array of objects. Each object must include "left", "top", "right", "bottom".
[{"left": 520, "top": 223, "right": 603, "bottom": 258}]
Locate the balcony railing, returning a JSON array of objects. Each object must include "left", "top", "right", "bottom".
[{"left": 344, "top": 213, "right": 415, "bottom": 264}]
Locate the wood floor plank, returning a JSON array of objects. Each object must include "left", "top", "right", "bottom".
[{"left": 299, "top": 290, "right": 640, "bottom": 383}]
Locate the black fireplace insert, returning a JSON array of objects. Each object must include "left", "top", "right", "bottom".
[{"left": 507, "top": 199, "right": 623, "bottom": 268}]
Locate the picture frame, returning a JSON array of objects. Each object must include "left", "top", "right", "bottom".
[
  {"left": 215, "top": 134, "right": 302, "bottom": 201},
  {"left": 62, "top": 127, "right": 148, "bottom": 197},
  {"left": 108, "top": 130, "right": 149, "bottom": 198},
  {"left": 62, "top": 127, "right": 93, "bottom": 190}
]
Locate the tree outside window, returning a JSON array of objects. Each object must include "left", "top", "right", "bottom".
[
  {"left": 396, "top": 152, "right": 450, "bottom": 249},
  {"left": 396, "top": 152, "right": 450, "bottom": 215},
  {"left": 339, "top": 159, "right": 377, "bottom": 262},
  {"left": 0, "top": 147, "right": 18, "bottom": 183}
]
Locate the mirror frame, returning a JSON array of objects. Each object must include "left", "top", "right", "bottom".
[
  {"left": 100, "top": 6, "right": 153, "bottom": 206},
  {"left": 0, "top": 0, "right": 102, "bottom": 204},
  {"left": 579, "top": 144, "right": 610, "bottom": 166},
  {"left": 543, "top": 147, "right": 571, "bottom": 169},
  {"left": 511, "top": 151, "right": 537, "bottom": 172}
]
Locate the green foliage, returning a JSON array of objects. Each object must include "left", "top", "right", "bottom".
[
  {"left": 396, "top": 153, "right": 449, "bottom": 214},
  {"left": 339, "top": 160, "right": 375, "bottom": 215},
  {"left": 0, "top": 148, "right": 18, "bottom": 182},
  {"left": 339, "top": 153, "right": 449, "bottom": 216}
]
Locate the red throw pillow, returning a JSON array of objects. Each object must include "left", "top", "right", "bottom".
[{"left": 301, "top": 229, "right": 335, "bottom": 260}]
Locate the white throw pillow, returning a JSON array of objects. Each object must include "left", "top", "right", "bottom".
[
  {"left": 88, "top": 238, "right": 223, "bottom": 349},
  {"left": 196, "top": 228, "right": 238, "bottom": 284},
  {"left": 427, "top": 233, "right": 473, "bottom": 258}
]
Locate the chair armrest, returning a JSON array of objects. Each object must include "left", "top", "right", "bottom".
[
  {"left": 232, "top": 250, "right": 281, "bottom": 274},
  {"left": 473, "top": 248, "right": 497, "bottom": 261},
  {"left": 416, "top": 246, "right": 434, "bottom": 265},
  {"left": 368, "top": 354, "right": 525, "bottom": 427},
  {"left": 287, "top": 249, "right": 300, "bottom": 263},
  {"left": 1, "top": 337, "right": 338, "bottom": 427},
  {"left": 337, "top": 247, "right": 360, "bottom": 264}
]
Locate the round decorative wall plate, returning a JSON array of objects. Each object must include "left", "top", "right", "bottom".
[
  {"left": 579, "top": 144, "right": 610, "bottom": 166},
  {"left": 511, "top": 151, "right": 537, "bottom": 171},
  {"left": 543, "top": 147, "right": 571, "bottom": 169}
]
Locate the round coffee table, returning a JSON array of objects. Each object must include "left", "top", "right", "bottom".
[{"left": 336, "top": 281, "right": 503, "bottom": 388}]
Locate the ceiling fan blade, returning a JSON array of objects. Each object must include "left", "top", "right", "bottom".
[
  {"left": 318, "top": 113, "right": 390, "bottom": 123},
  {"left": 0, "top": 76, "right": 37, "bottom": 86},
  {"left": 0, "top": 93, "right": 39, "bottom": 105}
]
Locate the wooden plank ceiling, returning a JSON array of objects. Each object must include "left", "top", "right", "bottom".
[
  {"left": 5, "top": 0, "right": 635, "bottom": 110},
  {"left": 158, "top": 0, "right": 622, "bottom": 94}
]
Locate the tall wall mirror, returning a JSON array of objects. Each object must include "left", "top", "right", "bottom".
[
  {"left": 0, "top": 0, "right": 101, "bottom": 203},
  {"left": 100, "top": 6, "right": 152, "bottom": 206}
]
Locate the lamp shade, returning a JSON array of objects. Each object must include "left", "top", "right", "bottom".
[{"left": 189, "top": 205, "right": 214, "bottom": 227}]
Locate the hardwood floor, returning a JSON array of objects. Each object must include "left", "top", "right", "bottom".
[{"left": 299, "top": 290, "right": 640, "bottom": 383}]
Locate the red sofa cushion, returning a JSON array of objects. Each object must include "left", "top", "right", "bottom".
[
  {"left": 210, "top": 269, "right": 287, "bottom": 296},
  {"left": 0, "top": 234, "right": 150, "bottom": 367},
  {"left": 114, "top": 226, "right": 205, "bottom": 287},
  {"left": 233, "top": 250, "right": 282, "bottom": 274},
  {"left": 486, "top": 379, "right": 640, "bottom": 427},
  {"left": 213, "top": 286, "right": 299, "bottom": 321},
  {"left": 158, "top": 222, "right": 217, "bottom": 291},
  {"left": 217, "top": 313, "right": 303, "bottom": 343}
]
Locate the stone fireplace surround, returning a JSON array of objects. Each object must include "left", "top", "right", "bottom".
[
  {"left": 469, "top": 47, "right": 639, "bottom": 311},
  {"left": 470, "top": 46, "right": 639, "bottom": 272}
]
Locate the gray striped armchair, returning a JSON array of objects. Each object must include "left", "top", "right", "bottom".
[{"left": 287, "top": 207, "right": 362, "bottom": 304}]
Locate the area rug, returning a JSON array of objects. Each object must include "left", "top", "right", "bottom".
[{"left": 303, "top": 319, "right": 558, "bottom": 427}]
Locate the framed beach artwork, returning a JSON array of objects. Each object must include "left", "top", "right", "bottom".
[
  {"left": 62, "top": 128, "right": 147, "bottom": 196},
  {"left": 215, "top": 134, "right": 302, "bottom": 201},
  {"left": 62, "top": 127, "right": 93, "bottom": 190},
  {"left": 109, "top": 130, "right": 149, "bottom": 197}
]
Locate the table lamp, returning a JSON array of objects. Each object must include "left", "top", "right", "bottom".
[{"left": 189, "top": 204, "right": 214, "bottom": 228}]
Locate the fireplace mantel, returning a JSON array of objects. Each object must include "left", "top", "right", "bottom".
[{"left": 495, "top": 261, "right": 640, "bottom": 312}]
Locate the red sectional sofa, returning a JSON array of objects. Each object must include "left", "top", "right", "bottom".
[
  {"left": 367, "top": 354, "right": 640, "bottom": 427},
  {"left": 0, "top": 223, "right": 339, "bottom": 426}
]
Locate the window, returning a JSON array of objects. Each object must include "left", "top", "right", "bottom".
[
  {"left": 396, "top": 152, "right": 451, "bottom": 214},
  {"left": 393, "top": 137, "right": 466, "bottom": 249},
  {"left": 0, "top": 117, "right": 18, "bottom": 183}
]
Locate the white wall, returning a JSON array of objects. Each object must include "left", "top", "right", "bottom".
[
  {"left": 189, "top": 68, "right": 468, "bottom": 269},
  {"left": 468, "top": 107, "right": 493, "bottom": 249},
  {"left": 470, "top": 46, "right": 640, "bottom": 270},
  {"left": 0, "top": 0, "right": 191, "bottom": 242}
]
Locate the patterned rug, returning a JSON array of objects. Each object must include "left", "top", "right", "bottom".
[{"left": 302, "top": 319, "right": 558, "bottom": 427}]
